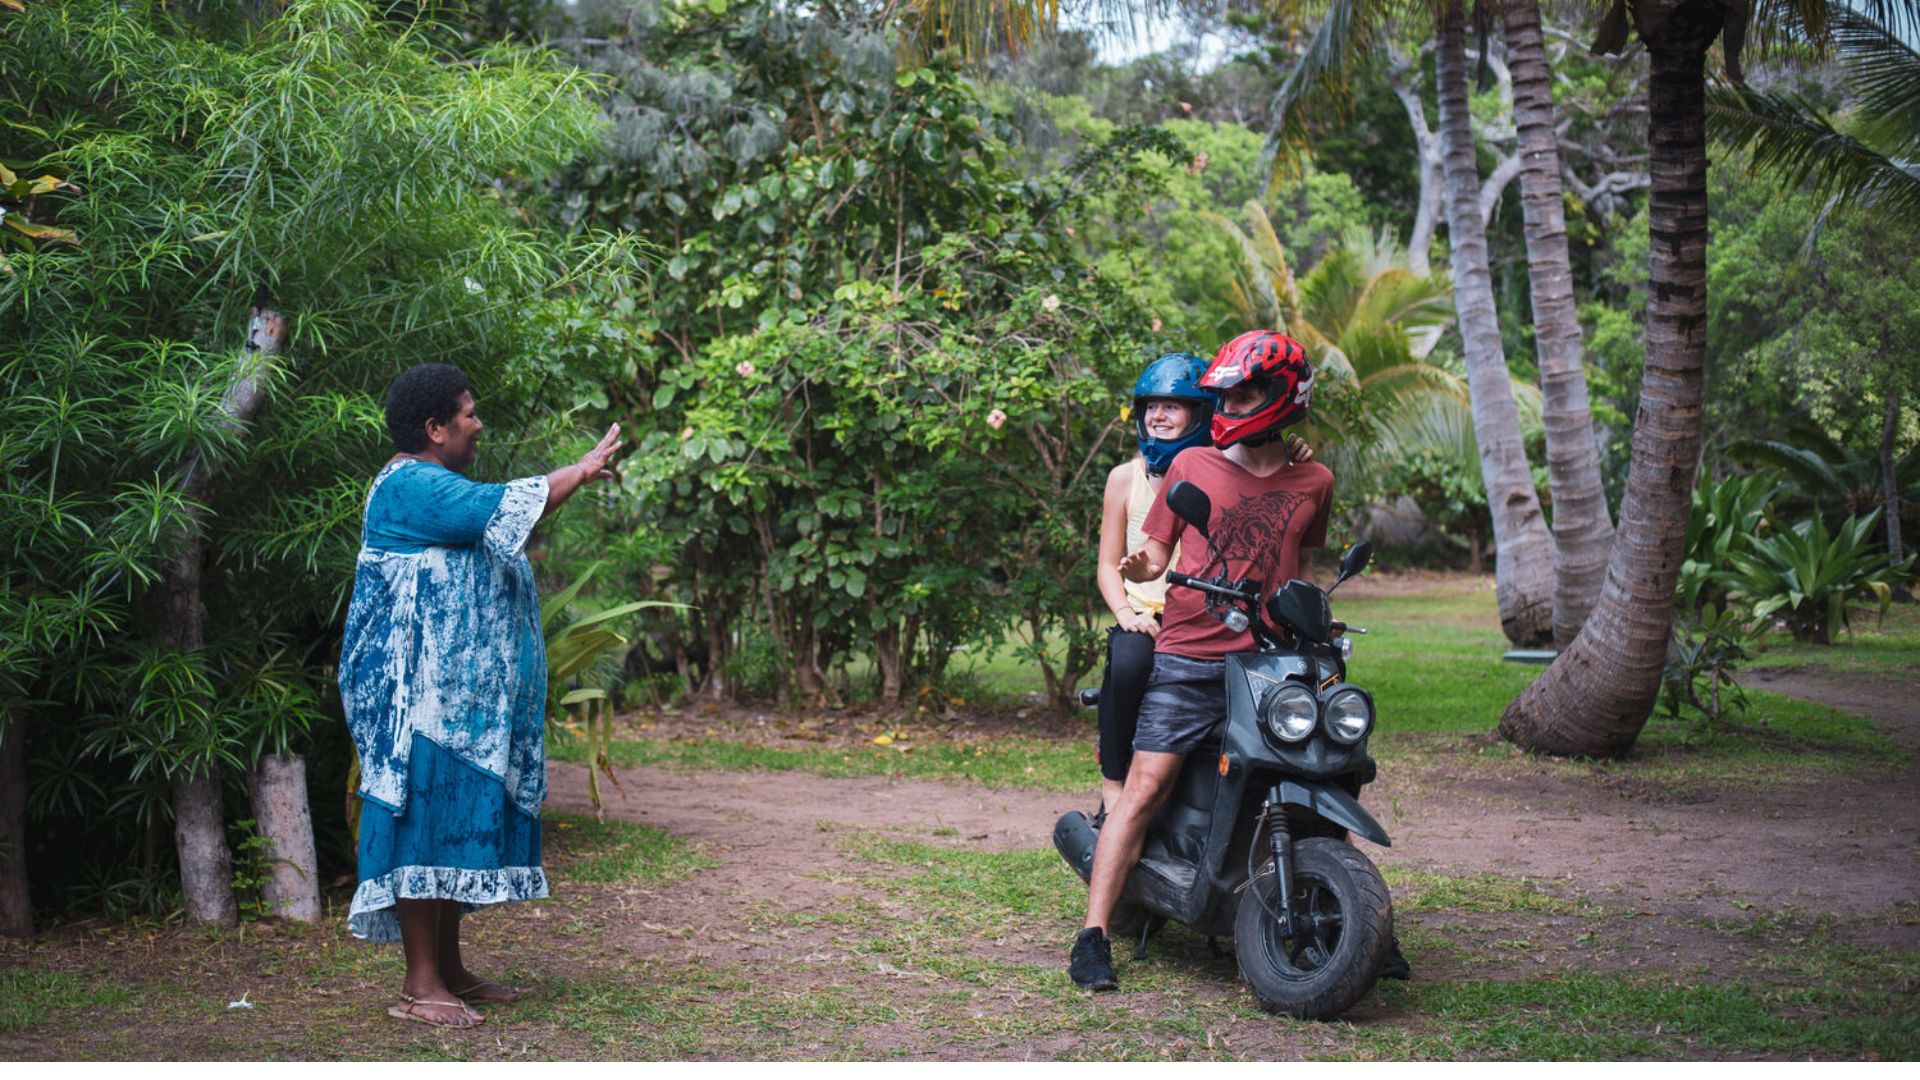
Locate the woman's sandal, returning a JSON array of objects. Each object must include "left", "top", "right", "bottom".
[
  {"left": 388, "top": 995, "right": 484, "bottom": 1028},
  {"left": 449, "top": 979, "right": 523, "bottom": 1005}
]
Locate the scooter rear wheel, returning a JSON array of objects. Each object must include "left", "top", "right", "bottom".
[{"left": 1234, "top": 837, "right": 1392, "bottom": 1020}]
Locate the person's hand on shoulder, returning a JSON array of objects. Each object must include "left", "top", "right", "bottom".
[{"left": 1284, "top": 434, "right": 1314, "bottom": 464}]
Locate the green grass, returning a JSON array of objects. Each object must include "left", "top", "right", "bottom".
[
  {"left": 0, "top": 968, "right": 136, "bottom": 1034},
  {"left": 1337, "top": 589, "right": 1544, "bottom": 736},
  {"left": 553, "top": 734, "right": 1096, "bottom": 793},
  {"left": 543, "top": 812, "right": 716, "bottom": 885},
  {"left": 1746, "top": 600, "right": 1920, "bottom": 677},
  {"left": 1384, "top": 866, "right": 1588, "bottom": 915},
  {"left": 842, "top": 836, "right": 1085, "bottom": 930},
  {"left": 1343, "top": 956, "right": 1920, "bottom": 1060}
]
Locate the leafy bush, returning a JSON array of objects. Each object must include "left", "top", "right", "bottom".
[
  {"left": 0, "top": 0, "right": 632, "bottom": 918},
  {"left": 1727, "top": 510, "right": 1915, "bottom": 645},
  {"left": 1662, "top": 474, "right": 1773, "bottom": 731}
]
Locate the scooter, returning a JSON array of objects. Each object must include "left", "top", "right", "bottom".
[{"left": 1054, "top": 479, "right": 1393, "bottom": 1019}]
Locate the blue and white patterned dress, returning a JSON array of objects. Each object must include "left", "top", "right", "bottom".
[{"left": 339, "top": 459, "right": 551, "bottom": 942}]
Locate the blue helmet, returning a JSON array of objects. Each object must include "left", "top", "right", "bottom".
[{"left": 1133, "top": 352, "right": 1215, "bottom": 475}]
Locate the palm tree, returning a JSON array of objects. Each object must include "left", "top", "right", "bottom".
[
  {"left": 1266, "top": 0, "right": 1559, "bottom": 645},
  {"left": 1435, "top": 0, "right": 1556, "bottom": 645},
  {"left": 1500, "top": 0, "right": 1757, "bottom": 755},
  {"left": 1502, "top": 0, "right": 1618, "bottom": 647}
]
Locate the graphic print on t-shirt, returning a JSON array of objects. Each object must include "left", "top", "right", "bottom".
[{"left": 1206, "top": 489, "right": 1313, "bottom": 591}]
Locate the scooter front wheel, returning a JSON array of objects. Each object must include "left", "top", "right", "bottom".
[{"left": 1234, "top": 837, "right": 1393, "bottom": 1020}]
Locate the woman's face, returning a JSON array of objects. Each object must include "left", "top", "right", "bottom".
[
  {"left": 426, "top": 391, "right": 484, "bottom": 471},
  {"left": 1141, "top": 399, "right": 1193, "bottom": 439}
]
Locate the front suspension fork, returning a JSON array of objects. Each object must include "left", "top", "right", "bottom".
[{"left": 1262, "top": 785, "right": 1296, "bottom": 936}]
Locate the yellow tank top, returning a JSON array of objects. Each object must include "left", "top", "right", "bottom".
[{"left": 1122, "top": 456, "right": 1179, "bottom": 616}]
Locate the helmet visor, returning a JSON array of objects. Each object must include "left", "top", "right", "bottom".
[{"left": 1215, "top": 375, "right": 1284, "bottom": 420}]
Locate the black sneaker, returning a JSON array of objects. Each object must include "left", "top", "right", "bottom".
[
  {"left": 1381, "top": 936, "right": 1411, "bottom": 981},
  {"left": 1069, "top": 927, "right": 1119, "bottom": 991}
]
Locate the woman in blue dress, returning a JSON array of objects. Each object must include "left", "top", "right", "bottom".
[{"left": 339, "top": 363, "right": 621, "bottom": 1028}]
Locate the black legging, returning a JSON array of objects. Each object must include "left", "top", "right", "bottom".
[{"left": 1096, "top": 626, "right": 1158, "bottom": 784}]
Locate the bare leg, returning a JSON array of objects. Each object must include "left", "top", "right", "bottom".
[
  {"left": 438, "top": 900, "right": 520, "bottom": 1004},
  {"left": 1084, "top": 750, "right": 1184, "bottom": 931},
  {"left": 395, "top": 898, "right": 478, "bottom": 1026}
]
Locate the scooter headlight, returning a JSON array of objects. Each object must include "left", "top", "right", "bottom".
[
  {"left": 1322, "top": 684, "right": 1374, "bottom": 744},
  {"left": 1262, "top": 684, "right": 1318, "bottom": 743}
]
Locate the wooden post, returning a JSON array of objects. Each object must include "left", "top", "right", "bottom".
[
  {"left": 246, "top": 753, "right": 321, "bottom": 922},
  {"left": 0, "top": 710, "right": 32, "bottom": 938}
]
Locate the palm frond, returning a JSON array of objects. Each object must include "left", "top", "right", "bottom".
[
  {"left": 1240, "top": 200, "right": 1301, "bottom": 315},
  {"left": 1261, "top": 0, "right": 1378, "bottom": 179},
  {"left": 1202, "top": 211, "right": 1286, "bottom": 329},
  {"left": 1297, "top": 245, "right": 1365, "bottom": 338},
  {"left": 1829, "top": 4, "right": 1920, "bottom": 158},
  {"left": 1707, "top": 84, "right": 1920, "bottom": 227}
]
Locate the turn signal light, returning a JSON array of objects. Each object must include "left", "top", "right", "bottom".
[{"left": 1219, "top": 753, "right": 1230, "bottom": 776}]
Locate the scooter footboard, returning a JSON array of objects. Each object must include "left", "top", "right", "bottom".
[{"left": 1276, "top": 779, "right": 1391, "bottom": 847}]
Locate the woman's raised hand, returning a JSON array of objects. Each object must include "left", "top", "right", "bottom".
[{"left": 580, "top": 423, "right": 624, "bottom": 482}]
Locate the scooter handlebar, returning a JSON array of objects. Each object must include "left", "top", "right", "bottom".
[{"left": 1167, "top": 571, "right": 1254, "bottom": 602}]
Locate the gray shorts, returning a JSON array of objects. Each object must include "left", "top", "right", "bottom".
[{"left": 1134, "top": 653, "right": 1227, "bottom": 756}]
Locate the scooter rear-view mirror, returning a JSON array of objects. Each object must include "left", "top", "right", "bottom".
[
  {"left": 1166, "top": 480, "right": 1212, "bottom": 537},
  {"left": 1331, "top": 539, "right": 1373, "bottom": 593}
]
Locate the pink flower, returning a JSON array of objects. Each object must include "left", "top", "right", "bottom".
[
  {"left": 735, "top": 360, "right": 756, "bottom": 377},
  {"left": 986, "top": 408, "right": 1007, "bottom": 430},
  {"left": 1065, "top": 226, "right": 1076, "bottom": 237},
  {"left": 1150, "top": 317, "right": 1163, "bottom": 333},
  {"left": 1041, "top": 294, "right": 1061, "bottom": 312},
  {"left": 1190, "top": 151, "right": 1209, "bottom": 174}
]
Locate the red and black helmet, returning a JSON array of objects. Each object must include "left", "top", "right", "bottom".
[{"left": 1199, "top": 330, "right": 1315, "bottom": 448}]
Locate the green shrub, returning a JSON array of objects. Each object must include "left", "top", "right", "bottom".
[
  {"left": 1662, "top": 474, "right": 1773, "bottom": 731},
  {"left": 1728, "top": 509, "right": 1915, "bottom": 645}
]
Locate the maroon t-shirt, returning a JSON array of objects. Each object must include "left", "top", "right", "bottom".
[{"left": 1142, "top": 447, "right": 1334, "bottom": 661}]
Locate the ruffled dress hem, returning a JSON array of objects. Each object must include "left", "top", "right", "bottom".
[{"left": 347, "top": 865, "right": 549, "bottom": 943}]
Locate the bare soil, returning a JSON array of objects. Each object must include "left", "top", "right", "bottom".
[{"left": 3, "top": 664, "right": 1916, "bottom": 1060}]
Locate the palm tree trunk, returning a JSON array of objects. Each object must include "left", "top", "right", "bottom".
[
  {"left": 1500, "top": 1, "right": 1724, "bottom": 756},
  {"left": 1436, "top": 0, "right": 1554, "bottom": 647},
  {"left": 1501, "top": 0, "right": 1616, "bottom": 647}
]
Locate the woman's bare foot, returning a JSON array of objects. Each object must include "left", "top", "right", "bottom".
[{"left": 447, "top": 974, "right": 523, "bottom": 1005}]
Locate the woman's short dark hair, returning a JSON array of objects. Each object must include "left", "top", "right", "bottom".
[{"left": 384, "top": 364, "right": 471, "bottom": 452}]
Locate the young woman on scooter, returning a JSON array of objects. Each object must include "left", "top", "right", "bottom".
[
  {"left": 1093, "top": 354, "right": 1312, "bottom": 823},
  {"left": 1072, "top": 330, "right": 1333, "bottom": 992}
]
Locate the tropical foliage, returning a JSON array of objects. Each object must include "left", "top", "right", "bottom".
[
  {"left": 1726, "top": 510, "right": 1913, "bottom": 645},
  {"left": 0, "top": 0, "right": 634, "bottom": 925}
]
